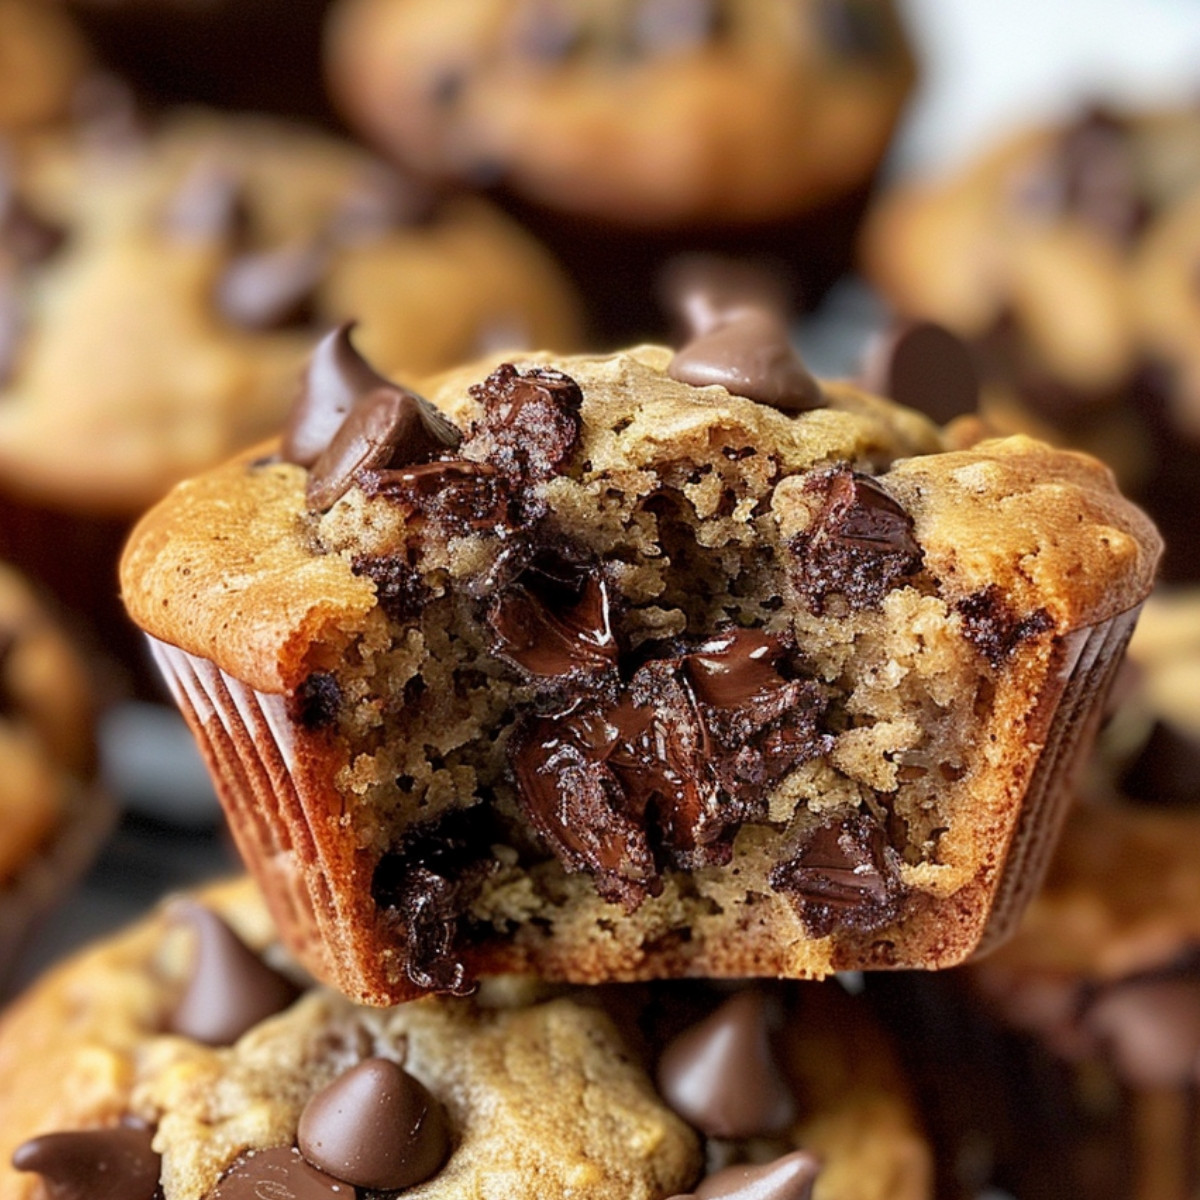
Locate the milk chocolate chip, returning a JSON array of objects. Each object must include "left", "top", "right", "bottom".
[
  {"left": 297, "top": 1058, "right": 450, "bottom": 1190},
  {"left": 673, "top": 1151, "right": 822, "bottom": 1200},
  {"left": 167, "top": 903, "right": 300, "bottom": 1045},
  {"left": 788, "top": 467, "right": 923, "bottom": 613},
  {"left": 669, "top": 308, "right": 823, "bottom": 414},
  {"left": 284, "top": 323, "right": 404, "bottom": 466},
  {"left": 12, "top": 1122, "right": 160, "bottom": 1200},
  {"left": 859, "top": 321, "right": 980, "bottom": 424},
  {"left": 769, "top": 813, "right": 904, "bottom": 937},
  {"left": 656, "top": 989, "right": 797, "bottom": 1138},
  {"left": 209, "top": 1146, "right": 346, "bottom": 1200}
]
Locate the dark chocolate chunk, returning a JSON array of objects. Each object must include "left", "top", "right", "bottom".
[
  {"left": 12, "top": 1122, "right": 160, "bottom": 1200},
  {"left": 815, "top": 0, "right": 897, "bottom": 58},
  {"left": 162, "top": 159, "right": 249, "bottom": 243},
  {"left": 358, "top": 460, "right": 511, "bottom": 535},
  {"left": 656, "top": 989, "right": 797, "bottom": 1139},
  {"left": 510, "top": 631, "right": 828, "bottom": 909},
  {"left": 282, "top": 323, "right": 396, "bottom": 467},
  {"left": 371, "top": 808, "right": 499, "bottom": 995},
  {"left": 209, "top": 1146, "right": 346, "bottom": 1200},
  {"left": 290, "top": 672, "right": 343, "bottom": 731},
  {"left": 686, "top": 1151, "right": 822, "bottom": 1200},
  {"left": 466, "top": 362, "right": 583, "bottom": 483},
  {"left": 1118, "top": 719, "right": 1200, "bottom": 808},
  {"left": 788, "top": 467, "right": 923, "bottom": 613},
  {"left": 490, "top": 564, "right": 618, "bottom": 681},
  {"left": 167, "top": 903, "right": 300, "bottom": 1045},
  {"left": 631, "top": 0, "right": 721, "bottom": 56},
  {"left": 1083, "top": 977, "right": 1200, "bottom": 1090},
  {"left": 215, "top": 240, "right": 327, "bottom": 331},
  {"left": 669, "top": 308, "right": 824, "bottom": 414},
  {"left": 297, "top": 1058, "right": 450, "bottom": 1190},
  {"left": 859, "top": 321, "right": 981, "bottom": 424},
  {"left": 956, "top": 585, "right": 1054, "bottom": 668},
  {"left": 769, "top": 813, "right": 904, "bottom": 937},
  {"left": 351, "top": 554, "right": 431, "bottom": 624},
  {"left": 1056, "top": 107, "right": 1147, "bottom": 245},
  {"left": 306, "top": 385, "right": 463, "bottom": 512}
]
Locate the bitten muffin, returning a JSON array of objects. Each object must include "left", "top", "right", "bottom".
[
  {"left": 0, "top": 105, "right": 582, "bottom": 680},
  {"left": 326, "top": 0, "right": 917, "bottom": 340},
  {"left": 121, "top": 299, "right": 1161, "bottom": 1004},
  {"left": 861, "top": 103, "right": 1200, "bottom": 581},
  {"left": 0, "top": 878, "right": 933, "bottom": 1200},
  {"left": 0, "top": 0, "right": 90, "bottom": 139},
  {"left": 0, "top": 562, "right": 109, "bottom": 990}
]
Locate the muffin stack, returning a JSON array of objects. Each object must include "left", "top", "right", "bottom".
[{"left": 0, "top": 5, "right": 1196, "bottom": 1200}]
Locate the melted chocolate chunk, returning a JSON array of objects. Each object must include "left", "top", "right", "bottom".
[
  {"left": 466, "top": 362, "right": 583, "bottom": 483},
  {"left": 769, "top": 813, "right": 904, "bottom": 937},
  {"left": 216, "top": 240, "right": 327, "bottom": 331},
  {"left": 283, "top": 323, "right": 396, "bottom": 467},
  {"left": 209, "top": 1147, "right": 345, "bottom": 1200},
  {"left": 489, "top": 558, "right": 619, "bottom": 682},
  {"left": 371, "top": 809, "right": 500, "bottom": 995},
  {"left": 859, "top": 321, "right": 981, "bottom": 424},
  {"left": 1119, "top": 720, "right": 1200, "bottom": 808},
  {"left": 306, "top": 385, "right": 463, "bottom": 512},
  {"left": 788, "top": 467, "right": 923, "bottom": 613},
  {"left": 351, "top": 554, "right": 430, "bottom": 624},
  {"left": 1056, "top": 107, "right": 1147, "bottom": 245},
  {"left": 167, "top": 903, "right": 300, "bottom": 1045},
  {"left": 290, "top": 672, "right": 343, "bottom": 731},
  {"left": 956, "top": 585, "right": 1054, "bottom": 668},
  {"left": 12, "top": 1122, "right": 160, "bottom": 1200},
  {"left": 656, "top": 989, "right": 797, "bottom": 1139},
  {"left": 297, "top": 1058, "right": 450, "bottom": 1190},
  {"left": 510, "top": 630, "right": 828, "bottom": 909},
  {"left": 630, "top": 0, "right": 722, "bottom": 56},
  {"left": 669, "top": 308, "right": 824, "bottom": 414},
  {"left": 686, "top": 1151, "right": 822, "bottom": 1200},
  {"left": 359, "top": 460, "right": 512, "bottom": 535}
]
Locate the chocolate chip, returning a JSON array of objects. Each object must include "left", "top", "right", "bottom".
[
  {"left": 656, "top": 989, "right": 797, "bottom": 1139},
  {"left": 466, "top": 362, "right": 583, "bottom": 483},
  {"left": 330, "top": 163, "right": 438, "bottom": 243},
  {"left": 358, "top": 460, "right": 510, "bottom": 535},
  {"left": 630, "top": 0, "right": 722, "bottom": 56},
  {"left": 660, "top": 253, "right": 792, "bottom": 342},
  {"left": 283, "top": 323, "right": 395, "bottom": 466},
  {"left": 956, "top": 585, "right": 1054, "bottom": 668},
  {"left": 209, "top": 1146, "right": 346, "bottom": 1200},
  {"left": 815, "top": 0, "right": 897, "bottom": 58},
  {"left": 216, "top": 240, "right": 327, "bottom": 332},
  {"left": 669, "top": 309, "right": 824, "bottom": 414},
  {"left": 1118, "top": 720, "right": 1200, "bottom": 808},
  {"left": 306, "top": 385, "right": 463, "bottom": 512},
  {"left": 351, "top": 554, "right": 430, "bottom": 624},
  {"left": 769, "top": 813, "right": 904, "bottom": 937},
  {"left": 685, "top": 1151, "right": 822, "bottom": 1200},
  {"left": 788, "top": 467, "right": 923, "bottom": 614},
  {"left": 167, "top": 903, "right": 300, "bottom": 1045},
  {"left": 489, "top": 564, "right": 619, "bottom": 682},
  {"left": 859, "top": 321, "right": 981, "bottom": 424},
  {"left": 163, "top": 159, "right": 249, "bottom": 243},
  {"left": 1083, "top": 977, "right": 1200, "bottom": 1090},
  {"left": 297, "top": 1058, "right": 450, "bottom": 1190},
  {"left": 291, "top": 672, "right": 343, "bottom": 731},
  {"left": 12, "top": 1122, "right": 160, "bottom": 1200}
]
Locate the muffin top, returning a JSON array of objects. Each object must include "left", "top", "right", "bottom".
[
  {"left": 326, "top": 0, "right": 916, "bottom": 228},
  {"left": 0, "top": 107, "right": 582, "bottom": 515}
]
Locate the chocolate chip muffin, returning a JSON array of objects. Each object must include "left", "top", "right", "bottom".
[
  {"left": 120, "top": 296, "right": 1161, "bottom": 1004},
  {"left": 0, "top": 561, "right": 109, "bottom": 992},
  {"left": 326, "top": 0, "right": 917, "bottom": 340},
  {"left": 0, "top": 0, "right": 90, "bottom": 140},
  {"left": 0, "top": 105, "right": 582, "bottom": 684},
  {"left": 861, "top": 103, "right": 1200, "bottom": 582},
  {"left": 0, "top": 878, "right": 933, "bottom": 1200}
]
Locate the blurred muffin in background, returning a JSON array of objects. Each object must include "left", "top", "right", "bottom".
[
  {"left": 862, "top": 102, "right": 1200, "bottom": 582},
  {"left": 327, "top": 0, "right": 918, "bottom": 341},
  {"left": 0, "top": 102, "right": 583, "bottom": 687},
  {"left": 0, "top": 0, "right": 90, "bottom": 140},
  {"left": 0, "top": 561, "right": 109, "bottom": 995}
]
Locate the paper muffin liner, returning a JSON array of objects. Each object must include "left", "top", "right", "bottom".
[
  {"left": 150, "top": 602, "right": 1143, "bottom": 1004},
  {"left": 0, "top": 780, "right": 115, "bottom": 998}
]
